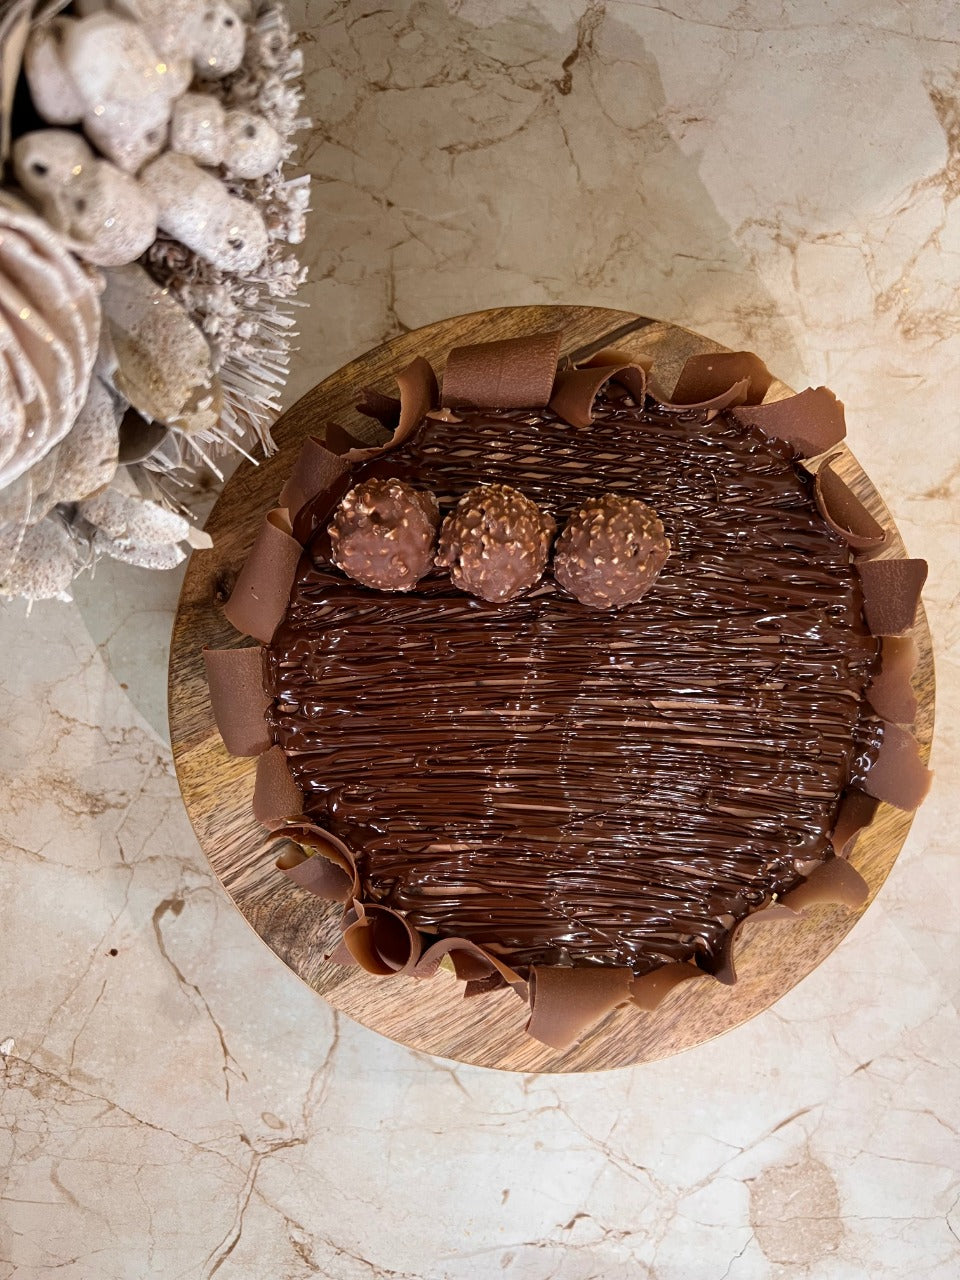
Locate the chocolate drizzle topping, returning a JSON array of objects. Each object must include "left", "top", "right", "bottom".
[{"left": 266, "top": 398, "right": 881, "bottom": 978}]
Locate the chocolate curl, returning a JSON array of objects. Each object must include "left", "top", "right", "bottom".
[
  {"left": 861, "top": 722, "right": 932, "bottom": 810},
  {"left": 413, "top": 937, "right": 527, "bottom": 993},
  {"left": 278, "top": 437, "right": 350, "bottom": 519},
  {"left": 858, "top": 558, "right": 928, "bottom": 636},
  {"left": 549, "top": 364, "right": 647, "bottom": 429},
  {"left": 222, "top": 508, "right": 302, "bottom": 644},
  {"left": 866, "top": 636, "right": 919, "bottom": 724},
  {"left": 731, "top": 387, "right": 846, "bottom": 456},
  {"left": 356, "top": 387, "right": 402, "bottom": 430},
  {"left": 578, "top": 348, "right": 654, "bottom": 374},
  {"left": 782, "top": 857, "right": 870, "bottom": 912},
  {"left": 203, "top": 646, "right": 271, "bottom": 756},
  {"left": 463, "top": 972, "right": 508, "bottom": 998},
  {"left": 669, "top": 351, "right": 773, "bottom": 408},
  {"left": 526, "top": 966, "right": 634, "bottom": 1050},
  {"left": 342, "top": 356, "right": 438, "bottom": 462},
  {"left": 710, "top": 904, "right": 799, "bottom": 986},
  {"left": 630, "top": 962, "right": 701, "bottom": 1012},
  {"left": 830, "top": 789, "right": 881, "bottom": 858},
  {"left": 323, "top": 422, "right": 366, "bottom": 454},
  {"left": 657, "top": 380, "right": 751, "bottom": 414},
  {"left": 442, "top": 331, "right": 563, "bottom": 410},
  {"left": 253, "top": 745, "right": 302, "bottom": 826},
  {"left": 814, "top": 458, "right": 887, "bottom": 550},
  {"left": 342, "top": 900, "right": 422, "bottom": 976},
  {"left": 270, "top": 820, "right": 359, "bottom": 902}
]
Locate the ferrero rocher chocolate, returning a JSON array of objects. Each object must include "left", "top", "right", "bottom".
[
  {"left": 435, "top": 483, "right": 555, "bottom": 602},
  {"left": 328, "top": 477, "right": 439, "bottom": 591},
  {"left": 553, "top": 492, "right": 670, "bottom": 609}
]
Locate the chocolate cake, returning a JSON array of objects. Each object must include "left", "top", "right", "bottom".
[{"left": 205, "top": 329, "right": 931, "bottom": 1050}]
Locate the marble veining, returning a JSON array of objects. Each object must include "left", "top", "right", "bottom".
[{"left": 1, "top": 2, "right": 958, "bottom": 1277}]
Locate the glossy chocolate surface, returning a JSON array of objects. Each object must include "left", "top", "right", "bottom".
[{"left": 267, "top": 399, "right": 879, "bottom": 975}]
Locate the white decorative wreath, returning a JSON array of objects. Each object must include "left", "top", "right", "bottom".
[{"left": 0, "top": 0, "right": 308, "bottom": 603}]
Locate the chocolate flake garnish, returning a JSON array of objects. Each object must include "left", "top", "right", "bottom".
[
  {"left": 323, "top": 422, "right": 366, "bottom": 455},
  {"left": 203, "top": 646, "right": 271, "bottom": 756},
  {"left": 549, "top": 363, "right": 647, "bottom": 428},
  {"left": 253, "top": 744, "right": 302, "bottom": 826},
  {"left": 442, "top": 331, "right": 563, "bottom": 409},
  {"left": 356, "top": 387, "right": 402, "bottom": 430},
  {"left": 630, "top": 962, "right": 701, "bottom": 1011},
  {"left": 342, "top": 900, "right": 422, "bottom": 976},
  {"left": 670, "top": 351, "right": 773, "bottom": 407},
  {"left": 710, "top": 904, "right": 798, "bottom": 986},
  {"left": 731, "top": 387, "right": 847, "bottom": 457},
  {"left": 782, "top": 857, "right": 869, "bottom": 911},
  {"left": 344, "top": 357, "right": 439, "bottom": 462},
  {"left": 814, "top": 457, "right": 887, "bottom": 550},
  {"left": 861, "top": 721, "right": 932, "bottom": 810},
  {"left": 866, "top": 636, "right": 919, "bottom": 724},
  {"left": 829, "top": 789, "right": 881, "bottom": 858},
  {"left": 278, "top": 437, "right": 350, "bottom": 522},
  {"left": 270, "top": 820, "right": 358, "bottom": 901},
  {"left": 858, "top": 557, "right": 928, "bottom": 636},
  {"left": 412, "top": 937, "right": 526, "bottom": 993},
  {"left": 526, "top": 965, "right": 633, "bottom": 1050},
  {"left": 222, "top": 508, "right": 303, "bottom": 644}
]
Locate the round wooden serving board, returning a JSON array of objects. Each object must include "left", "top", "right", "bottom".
[{"left": 169, "top": 306, "right": 934, "bottom": 1073}]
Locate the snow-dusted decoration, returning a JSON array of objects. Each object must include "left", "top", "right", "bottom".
[{"left": 0, "top": 0, "right": 308, "bottom": 604}]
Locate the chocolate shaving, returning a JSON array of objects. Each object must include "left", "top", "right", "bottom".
[
  {"left": 526, "top": 966, "right": 633, "bottom": 1050},
  {"left": 342, "top": 900, "right": 422, "bottom": 976},
  {"left": 463, "top": 972, "right": 507, "bottom": 998},
  {"left": 344, "top": 357, "right": 439, "bottom": 461},
  {"left": 866, "top": 636, "right": 919, "bottom": 724},
  {"left": 277, "top": 844, "right": 355, "bottom": 901},
  {"left": 782, "top": 857, "right": 870, "bottom": 911},
  {"left": 356, "top": 387, "right": 401, "bottom": 430},
  {"left": 630, "top": 962, "right": 701, "bottom": 1012},
  {"left": 253, "top": 744, "right": 302, "bottom": 826},
  {"left": 549, "top": 364, "right": 647, "bottom": 429},
  {"left": 222, "top": 508, "right": 303, "bottom": 644},
  {"left": 203, "top": 646, "right": 271, "bottom": 756},
  {"left": 270, "top": 820, "right": 358, "bottom": 902},
  {"left": 670, "top": 351, "right": 773, "bottom": 407},
  {"left": 858, "top": 558, "right": 928, "bottom": 636},
  {"left": 814, "top": 458, "right": 887, "bottom": 550},
  {"left": 731, "top": 387, "right": 847, "bottom": 456},
  {"left": 442, "top": 331, "right": 563, "bottom": 409},
  {"left": 278, "top": 438, "right": 351, "bottom": 521},
  {"left": 578, "top": 348, "right": 653, "bottom": 373},
  {"left": 413, "top": 937, "right": 526, "bottom": 993},
  {"left": 830, "top": 789, "right": 881, "bottom": 858},
  {"left": 323, "top": 422, "right": 366, "bottom": 455},
  {"left": 710, "top": 904, "right": 799, "bottom": 986},
  {"left": 861, "top": 722, "right": 932, "bottom": 810},
  {"left": 658, "top": 378, "right": 751, "bottom": 414}
]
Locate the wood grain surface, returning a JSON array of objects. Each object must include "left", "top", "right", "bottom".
[{"left": 168, "top": 306, "right": 934, "bottom": 1073}]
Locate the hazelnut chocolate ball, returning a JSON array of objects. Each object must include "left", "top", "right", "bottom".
[
  {"left": 436, "top": 483, "right": 555, "bottom": 603},
  {"left": 553, "top": 492, "right": 669, "bottom": 609},
  {"left": 328, "top": 477, "right": 439, "bottom": 591}
]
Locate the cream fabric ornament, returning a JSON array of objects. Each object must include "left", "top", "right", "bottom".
[
  {"left": 141, "top": 152, "right": 268, "bottom": 272},
  {"left": 13, "top": 131, "right": 158, "bottom": 266},
  {"left": 0, "top": 516, "right": 79, "bottom": 601},
  {"left": 0, "top": 195, "right": 101, "bottom": 490}
]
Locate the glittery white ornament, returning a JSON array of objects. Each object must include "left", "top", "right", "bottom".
[
  {"left": 170, "top": 94, "right": 284, "bottom": 179},
  {"left": 13, "top": 131, "right": 158, "bottom": 266},
  {"left": 112, "top": 0, "right": 245, "bottom": 79},
  {"left": 25, "top": 12, "right": 188, "bottom": 172},
  {"left": 141, "top": 152, "right": 268, "bottom": 272}
]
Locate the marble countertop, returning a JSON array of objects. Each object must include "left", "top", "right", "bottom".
[{"left": 2, "top": 2, "right": 958, "bottom": 1277}]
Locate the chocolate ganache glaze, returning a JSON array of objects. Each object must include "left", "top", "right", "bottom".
[{"left": 266, "top": 395, "right": 880, "bottom": 977}]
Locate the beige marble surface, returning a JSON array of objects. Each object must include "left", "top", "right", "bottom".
[{"left": 2, "top": 2, "right": 959, "bottom": 1276}]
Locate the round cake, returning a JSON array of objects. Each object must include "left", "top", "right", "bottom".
[{"left": 204, "top": 328, "right": 931, "bottom": 1050}]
